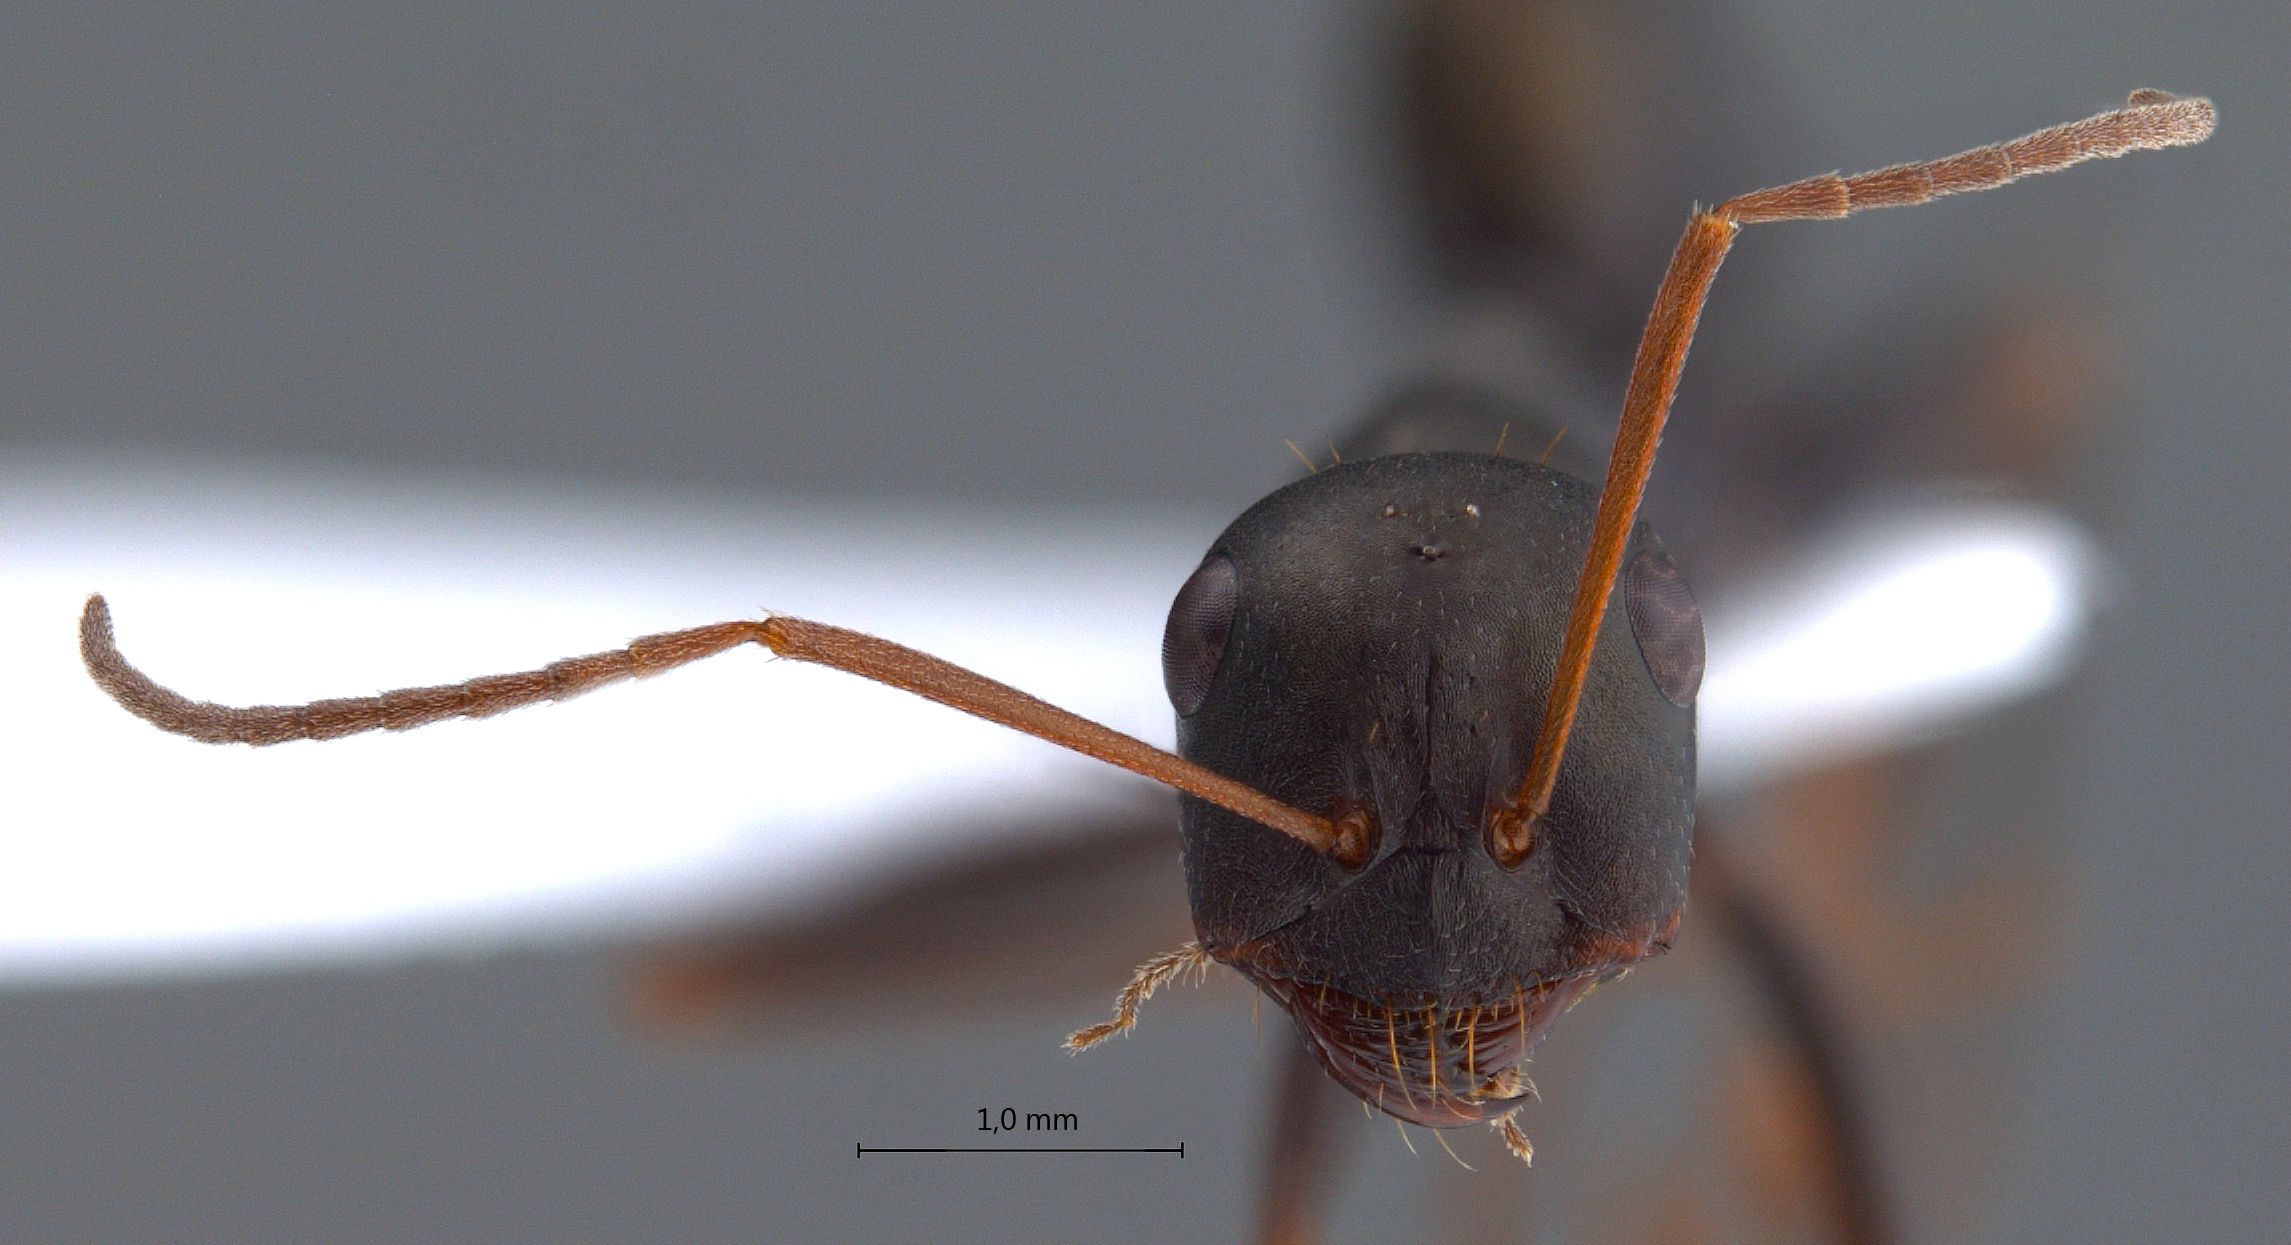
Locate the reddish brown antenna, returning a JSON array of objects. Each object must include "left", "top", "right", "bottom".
[
  {"left": 79, "top": 594, "right": 1358, "bottom": 860},
  {"left": 1493, "top": 90, "right": 2215, "bottom": 865}
]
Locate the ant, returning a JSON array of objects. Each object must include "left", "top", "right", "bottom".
[{"left": 81, "top": 90, "right": 2211, "bottom": 1244}]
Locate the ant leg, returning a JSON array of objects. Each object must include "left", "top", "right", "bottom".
[
  {"left": 1253, "top": 1034, "right": 1354, "bottom": 1245},
  {"left": 1694, "top": 829, "right": 1895, "bottom": 1245}
]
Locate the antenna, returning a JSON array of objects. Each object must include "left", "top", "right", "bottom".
[
  {"left": 1494, "top": 91, "right": 2215, "bottom": 865},
  {"left": 79, "top": 594, "right": 1354, "bottom": 859}
]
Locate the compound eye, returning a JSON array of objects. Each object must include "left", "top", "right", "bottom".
[
  {"left": 1162, "top": 555, "right": 1238, "bottom": 716},
  {"left": 1624, "top": 547, "right": 1703, "bottom": 707}
]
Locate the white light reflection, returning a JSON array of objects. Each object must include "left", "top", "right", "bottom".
[
  {"left": 0, "top": 459, "right": 1197, "bottom": 982},
  {"left": 1697, "top": 500, "right": 2098, "bottom": 795}
]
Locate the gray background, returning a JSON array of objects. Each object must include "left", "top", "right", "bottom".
[{"left": 4, "top": 2, "right": 2285, "bottom": 1242}]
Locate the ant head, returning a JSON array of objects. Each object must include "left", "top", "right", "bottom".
[{"left": 1164, "top": 451, "right": 1698, "bottom": 1123}]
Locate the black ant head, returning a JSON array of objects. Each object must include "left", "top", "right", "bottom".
[{"left": 1164, "top": 451, "right": 1700, "bottom": 1125}]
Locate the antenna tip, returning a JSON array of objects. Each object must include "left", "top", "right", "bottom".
[
  {"left": 2125, "top": 90, "right": 2217, "bottom": 146},
  {"left": 80, "top": 593, "right": 117, "bottom": 654}
]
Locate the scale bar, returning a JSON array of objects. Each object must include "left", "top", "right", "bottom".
[{"left": 858, "top": 1144, "right": 1184, "bottom": 1157}]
